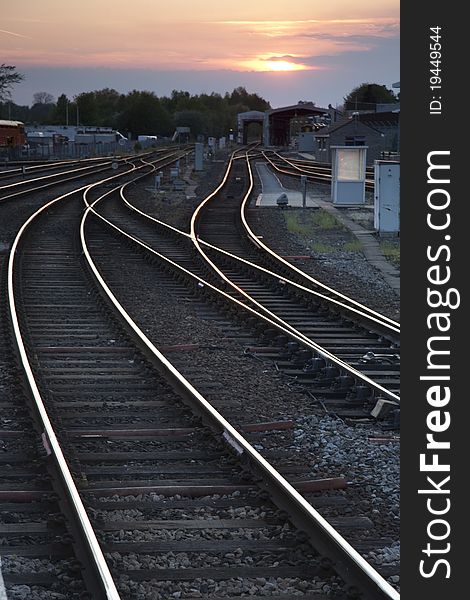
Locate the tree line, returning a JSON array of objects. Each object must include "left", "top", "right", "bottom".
[
  {"left": 1, "top": 83, "right": 270, "bottom": 139},
  {"left": 2, "top": 64, "right": 398, "bottom": 139}
]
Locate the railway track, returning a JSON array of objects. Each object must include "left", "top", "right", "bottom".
[
  {"left": 262, "top": 150, "right": 376, "bottom": 191},
  {"left": 2, "top": 149, "right": 399, "bottom": 598},
  {"left": 0, "top": 156, "right": 122, "bottom": 182},
  {"left": 0, "top": 249, "right": 92, "bottom": 598},
  {"left": 102, "top": 151, "right": 399, "bottom": 408},
  {"left": 0, "top": 148, "right": 186, "bottom": 203},
  {"left": 0, "top": 157, "right": 125, "bottom": 202},
  {"left": 0, "top": 149, "right": 181, "bottom": 598}
]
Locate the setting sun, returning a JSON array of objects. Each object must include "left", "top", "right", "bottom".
[
  {"left": 240, "top": 57, "right": 310, "bottom": 72},
  {"left": 264, "top": 60, "right": 305, "bottom": 71},
  {"left": 1, "top": 0, "right": 399, "bottom": 109}
]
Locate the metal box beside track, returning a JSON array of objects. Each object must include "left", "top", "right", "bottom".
[{"left": 374, "top": 161, "right": 400, "bottom": 233}]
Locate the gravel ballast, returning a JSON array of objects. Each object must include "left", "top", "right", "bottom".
[{"left": 86, "top": 157, "right": 400, "bottom": 590}]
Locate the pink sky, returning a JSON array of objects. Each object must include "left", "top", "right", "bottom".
[{"left": 2, "top": 0, "right": 399, "bottom": 107}]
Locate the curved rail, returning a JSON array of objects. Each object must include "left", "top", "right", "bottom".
[
  {"left": 0, "top": 155, "right": 130, "bottom": 180},
  {"left": 7, "top": 184, "right": 123, "bottom": 600},
  {"left": 81, "top": 178, "right": 400, "bottom": 600},
  {"left": 107, "top": 153, "right": 399, "bottom": 400},
  {"left": 86, "top": 168, "right": 399, "bottom": 404},
  {"left": 0, "top": 149, "right": 171, "bottom": 202},
  {"left": 264, "top": 150, "right": 375, "bottom": 190},
  {"left": 0, "top": 158, "right": 117, "bottom": 193},
  {"left": 242, "top": 153, "right": 399, "bottom": 330},
  {"left": 119, "top": 191, "right": 399, "bottom": 335},
  {"left": 190, "top": 153, "right": 397, "bottom": 332},
  {"left": 5, "top": 151, "right": 185, "bottom": 598}
]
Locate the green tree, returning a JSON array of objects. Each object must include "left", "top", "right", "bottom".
[
  {"left": 75, "top": 92, "right": 99, "bottom": 125},
  {"left": 343, "top": 83, "right": 398, "bottom": 111},
  {"left": 0, "top": 101, "right": 29, "bottom": 121},
  {"left": 169, "top": 90, "right": 192, "bottom": 112},
  {"left": 33, "top": 91, "right": 55, "bottom": 105},
  {"left": 57, "top": 89, "right": 121, "bottom": 127},
  {"left": 0, "top": 64, "right": 24, "bottom": 102},
  {"left": 117, "top": 91, "right": 173, "bottom": 137},
  {"left": 30, "top": 93, "right": 56, "bottom": 124},
  {"left": 53, "top": 94, "right": 70, "bottom": 125},
  {"left": 174, "top": 110, "right": 209, "bottom": 136},
  {"left": 93, "top": 88, "right": 121, "bottom": 125},
  {"left": 226, "top": 86, "right": 270, "bottom": 112}
]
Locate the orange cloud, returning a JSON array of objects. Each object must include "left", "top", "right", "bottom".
[{"left": 1, "top": 12, "right": 398, "bottom": 72}]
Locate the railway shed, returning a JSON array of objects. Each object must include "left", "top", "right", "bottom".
[
  {"left": 237, "top": 110, "right": 265, "bottom": 144},
  {"left": 263, "top": 103, "right": 328, "bottom": 147}
]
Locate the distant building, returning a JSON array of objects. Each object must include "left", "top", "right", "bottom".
[
  {"left": 172, "top": 126, "right": 191, "bottom": 143},
  {"left": 24, "top": 124, "right": 128, "bottom": 157},
  {"left": 263, "top": 103, "right": 328, "bottom": 147},
  {"left": 313, "top": 112, "right": 399, "bottom": 164},
  {"left": 376, "top": 103, "right": 400, "bottom": 113},
  {"left": 237, "top": 111, "right": 265, "bottom": 144}
]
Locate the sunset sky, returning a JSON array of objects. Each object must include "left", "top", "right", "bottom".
[{"left": 2, "top": 0, "right": 399, "bottom": 108}]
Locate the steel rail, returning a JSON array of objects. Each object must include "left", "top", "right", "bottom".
[
  {"left": 264, "top": 150, "right": 331, "bottom": 182},
  {"left": 0, "top": 148, "right": 182, "bottom": 202},
  {"left": 268, "top": 153, "right": 376, "bottom": 177},
  {"left": 263, "top": 150, "right": 375, "bottom": 189},
  {"left": 0, "top": 149, "right": 162, "bottom": 192},
  {"left": 186, "top": 154, "right": 372, "bottom": 357},
  {"left": 276, "top": 152, "right": 376, "bottom": 187},
  {"left": 271, "top": 151, "right": 333, "bottom": 175},
  {"left": 189, "top": 151, "right": 398, "bottom": 333},
  {"left": 89, "top": 176, "right": 400, "bottom": 403},
  {"left": 0, "top": 158, "right": 119, "bottom": 192},
  {"left": 121, "top": 151, "right": 400, "bottom": 344},
  {"left": 4, "top": 153, "right": 183, "bottom": 598},
  {"left": 0, "top": 155, "right": 124, "bottom": 179},
  {"left": 81, "top": 178, "right": 400, "bottom": 600},
  {"left": 111, "top": 152, "right": 399, "bottom": 399},
  {"left": 189, "top": 150, "right": 398, "bottom": 331},
  {"left": 7, "top": 182, "right": 124, "bottom": 600},
  {"left": 198, "top": 238, "right": 399, "bottom": 336},
  {"left": 188, "top": 155, "right": 343, "bottom": 342},
  {"left": 0, "top": 160, "right": 119, "bottom": 203},
  {"left": 119, "top": 191, "right": 399, "bottom": 335}
]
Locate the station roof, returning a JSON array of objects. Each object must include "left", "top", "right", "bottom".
[
  {"left": 237, "top": 110, "right": 265, "bottom": 120},
  {"left": 267, "top": 103, "right": 328, "bottom": 117},
  {"left": 313, "top": 118, "right": 378, "bottom": 138},
  {"left": 358, "top": 111, "right": 400, "bottom": 127},
  {"left": 314, "top": 112, "right": 399, "bottom": 138}
]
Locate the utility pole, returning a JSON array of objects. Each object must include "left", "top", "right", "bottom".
[
  {"left": 301, "top": 175, "right": 307, "bottom": 208},
  {"left": 66, "top": 100, "right": 69, "bottom": 126}
]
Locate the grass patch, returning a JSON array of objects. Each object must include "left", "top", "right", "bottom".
[
  {"left": 284, "top": 209, "right": 343, "bottom": 238},
  {"left": 311, "top": 209, "right": 343, "bottom": 230},
  {"left": 311, "top": 243, "right": 335, "bottom": 253},
  {"left": 343, "top": 239, "right": 363, "bottom": 252},
  {"left": 284, "top": 213, "right": 311, "bottom": 236},
  {"left": 380, "top": 240, "right": 400, "bottom": 267}
]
